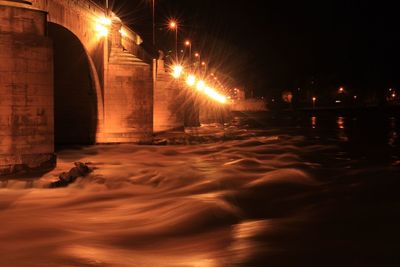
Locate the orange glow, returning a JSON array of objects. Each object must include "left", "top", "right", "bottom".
[
  {"left": 339, "top": 87, "right": 344, "bottom": 93},
  {"left": 337, "top": 117, "right": 345, "bottom": 129},
  {"left": 185, "top": 40, "right": 191, "bottom": 46},
  {"left": 98, "top": 17, "right": 112, "bottom": 26},
  {"left": 186, "top": 75, "right": 196, "bottom": 86},
  {"left": 95, "top": 16, "right": 111, "bottom": 37},
  {"left": 194, "top": 53, "right": 200, "bottom": 57},
  {"left": 311, "top": 116, "right": 317, "bottom": 128},
  {"left": 201, "top": 62, "right": 206, "bottom": 66},
  {"left": 392, "top": 93, "right": 396, "bottom": 98},
  {"left": 196, "top": 80, "right": 206, "bottom": 91},
  {"left": 183, "top": 74, "right": 228, "bottom": 104},
  {"left": 312, "top": 97, "right": 317, "bottom": 101},
  {"left": 171, "top": 65, "right": 183, "bottom": 79},
  {"left": 169, "top": 20, "right": 177, "bottom": 29},
  {"left": 95, "top": 24, "right": 109, "bottom": 37},
  {"left": 204, "top": 86, "right": 227, "bottom": 104}
]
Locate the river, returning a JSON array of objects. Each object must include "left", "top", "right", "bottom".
[{"left": 1, "top": 110, "right": 399, "bottom": 266}]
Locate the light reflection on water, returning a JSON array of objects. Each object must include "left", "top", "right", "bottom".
[
  {"left": 0, "top": 112, "right": 399, "bottom": 266},
  {"left": 337, "top": 116, "right": 345, "bottom": 129},
  {"left": 311, "top": 116, "right": 317, "bottom": 129}
]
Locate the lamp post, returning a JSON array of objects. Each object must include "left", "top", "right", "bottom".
[
  {"left": 152, "top": 0, "right": 155, "bottom": 48},
  {"left": 185, "top": 40, "right": 192, "bottom": 63},
  {"left": 312, "top": 97, "right": 317, "bottom": 109},
  {"left": 201, "top": 61, "right": 207, "bottom": 75},
  {"left": 105, "top": 0, "right": 109, "bottom": 16},
  {"left": 194, "top": 52, "right": 200, "bottom": 70},
  {"left": 169, "top": 20, "right": 178, "bottom": 60}
]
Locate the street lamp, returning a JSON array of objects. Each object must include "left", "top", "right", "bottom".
[
  {"left": 201, "top": 61, "right": 207, "bottom": 75},
  {"left": 152, "top": 0, "right": 155, "bottom": 48},
  {"left": 169, "top": 20, "right": 178, "bottom": 60},
  {"left": 194, "top": 52, "right": 200, "bottom": 70},
  {"left": 185, "top": 40, "right": 192, "bottom": 65},
  {"left": 312, "top": 97, "right": 317, "bottom": 109}
]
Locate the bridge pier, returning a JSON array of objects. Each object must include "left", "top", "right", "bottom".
[
  {"left": 97, "top": 17, "right": 153, "bottom": 143},
  {"left": 153, "top": 59, "right": 185, "bottom": 133},
  {"left": 199, "top": 99, "right": 231, "bottom": 125},
  {"left": 0, "top": 1, "right": 55, "bottom": 175}
]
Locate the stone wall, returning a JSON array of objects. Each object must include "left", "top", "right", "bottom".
[
  {"left": 99, "top": 51, "right": 153, "bottom": 143},
  {"left": 0, "top": 3, "right": 55, "bottom": 175},
  {"left": 153, "top": 60, "right": 184, "bottom": 133}
]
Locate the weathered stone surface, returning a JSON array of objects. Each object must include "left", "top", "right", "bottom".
[
  {"left": 0, "top": 3, "right": 55, "bottom": 176},
  {"left": 98, "top": 47, "right": 153, "bottom": 143},
  {"left": 153, "top": 60, "right": 184, "bottom": 133}
]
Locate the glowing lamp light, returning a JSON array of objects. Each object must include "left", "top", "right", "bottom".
[
  {"left": 196, "top": 80, "right": 206, "bottom": 91},
  {"left": 204, "top": 86, "right": 227, "bottom": 104},
  {"left": 96, "top": 16, "right": 112, "bottom": 37},
  {"left": 96, "top": 24, "right": 109, "bottom": 37},
  {"left": 186, "top": 75, "right": 196, "bottom": 86},
  {"left": 169, "top": 21, "right": 177, "bottom": 29},
  {"left": 98, "top": 17, "right": 112, "bottom": 25},
  {"left": 392, "top": 93, "right": 396, "bottom": 98},
  {"left": 185, "top": 40, "right": 191, "bottom": 46},
  {"left": 172, "top": 65, "right": 183, "bottom": 79}
]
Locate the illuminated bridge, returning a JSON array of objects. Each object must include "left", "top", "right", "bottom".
[{"left": 0, "top": 0, "right": 227, "bottom": 176}]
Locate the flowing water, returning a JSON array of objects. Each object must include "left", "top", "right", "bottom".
[{"left": 1, "top": 111, "right": 400, "bottom": 266}]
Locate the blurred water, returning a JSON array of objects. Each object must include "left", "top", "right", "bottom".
[{"left": 0, "top": 111, "right": 399, "bottom": 266}]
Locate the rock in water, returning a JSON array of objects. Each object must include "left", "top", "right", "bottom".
[{"left": 49, "top": 162, "right": 93, "bottom": 188}]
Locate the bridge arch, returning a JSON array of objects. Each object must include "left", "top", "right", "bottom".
[{"left": 48, "top": 22, "right": 103, "bottom": 146}]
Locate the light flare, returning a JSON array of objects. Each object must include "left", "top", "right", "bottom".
[
  {"left": 96, "top": 24, "right": 109, "bottom": 37},
  {"left": 204, "top": 86, "right": 227, "bottom": 104},
  {"left": 196, "top": 80, "right": 206, "bottom": 91},
  {"left": 172, "top": 65, "right": 183, "bottom": 79},
  {"left": 186, "top": 75, "right": 196, "bottom": 86},
  {"left": 98, "top": 17, "right": 112, "bottom": 26},
  {"left": 95, "top": 16, "right": 112, "bottom": 37}
]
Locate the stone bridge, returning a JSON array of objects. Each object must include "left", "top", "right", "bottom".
[
  {"left": 0, "top": 0, "right": 225, "bottom": 176},
  {"left": 1, "top": 0, "right": 164, "bottom": 175}
]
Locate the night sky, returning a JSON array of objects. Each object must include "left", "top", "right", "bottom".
[{"left": 112, "top": 0, "right": 399, "bottom": 97}]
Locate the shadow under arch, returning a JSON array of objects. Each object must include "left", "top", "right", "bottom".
[{"left": 48, "top": 23, "right": 101, "bottom": 149}]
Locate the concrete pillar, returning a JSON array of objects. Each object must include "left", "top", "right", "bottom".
[
  {"left": 153, "top": 59, "right": 184, "bottom": 133},
  {"left": 97, "top": 16, "right": 153, "bottom": 143},
  {"left": 0, "top": 1, "right": 55, "bottom": 175}
]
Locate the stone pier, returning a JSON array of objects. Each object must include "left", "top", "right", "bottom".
[
  {"left": 97, "top": 17, "right": 153, "bottom": 143},
  {"left": 0, "top": 1, "right": 55, "bottom": 175},
  {"left": 153, "top": 59, "right": 184, "bottom": 133}
]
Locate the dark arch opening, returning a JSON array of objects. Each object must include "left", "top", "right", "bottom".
[{"left": 48, "top": 23, "right": 98, "bottom": 148}]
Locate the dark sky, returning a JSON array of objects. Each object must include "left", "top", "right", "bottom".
[{"left": 112, "top": 0, "right": 399, "bottom": 96}]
